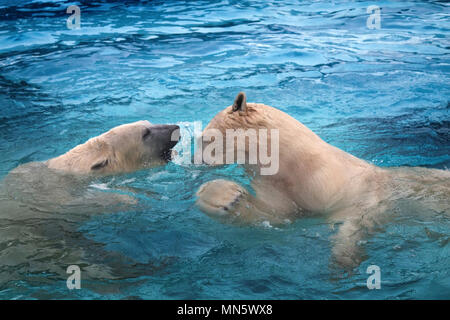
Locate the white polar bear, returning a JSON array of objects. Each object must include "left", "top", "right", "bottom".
[
  {"left": 2, "top": 120, "right": 180, "bottom": 215},
  {"left": 195, "top": 92, "right": 450, "bottom": 269}
]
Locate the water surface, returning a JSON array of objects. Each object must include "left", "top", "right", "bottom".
[{"left": 0, "top": 0, "right": 449, "bottom": 299}]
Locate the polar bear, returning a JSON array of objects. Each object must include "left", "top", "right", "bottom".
[
  {"left": 195, "top": 92, "right": 450, "bottom": 269},
  {"left": 2, "top": 120, "right": 180, "bottom": 213},
  {"left": 0, "top": 120, "right": 180, "bottom": 286},
  {"left": 46, "top": 120, "right": 180, "bottom": 174}
]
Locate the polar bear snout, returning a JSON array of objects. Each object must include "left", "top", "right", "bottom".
[{"left": 146, "top": 124, "right": 180, "bottom": 161}]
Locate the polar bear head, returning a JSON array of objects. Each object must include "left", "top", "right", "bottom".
[
  {"left": 46, "top": 120, "right": 180, "bottom": 174},
  {"left": 197, "top": 92, "right": 335, "bottom": 176},
  {"left": 197, "top": 92, "right": 290, "bottom": 175}
]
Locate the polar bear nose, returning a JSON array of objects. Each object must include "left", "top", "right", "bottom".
[
  {"left": 148, "top": 124, "right": 180, "bottom": 162},
  {"left": 150, "top": 124, "right": 180, "bottom": 149}
]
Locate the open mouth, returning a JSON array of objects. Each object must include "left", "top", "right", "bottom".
[{"left": 161, "top": 148, "right": 175, "bottom": 162}]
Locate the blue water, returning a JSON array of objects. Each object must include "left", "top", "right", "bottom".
[{"left": 0, "top": 0, "right": 449, "bottom": 299}]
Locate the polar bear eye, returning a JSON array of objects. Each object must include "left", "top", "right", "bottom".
[
  {"left": 91, "top": 159, "right": 109, "bottom": 171},
  {"left": 142, "top": 128, "right": 151, "bottom": 139}
]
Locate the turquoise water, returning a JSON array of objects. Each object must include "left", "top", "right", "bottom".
[{"left": 0, "top": 0, "right": 449, "bottom": 299}]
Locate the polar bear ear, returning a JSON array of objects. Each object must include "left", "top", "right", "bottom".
[
  {"left": 232, "top": 92, "right": 247, "bottom": 113},
  {"left": 90, "top": 158, "right": 109, "bottom": 171}
]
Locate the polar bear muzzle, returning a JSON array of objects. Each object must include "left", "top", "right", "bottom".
[
  {"left": 144, "top": 124, "right": 180, "bottom": 161},
  {"left": 44, "top": 121, "right": 181, "bottom": 175}
]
